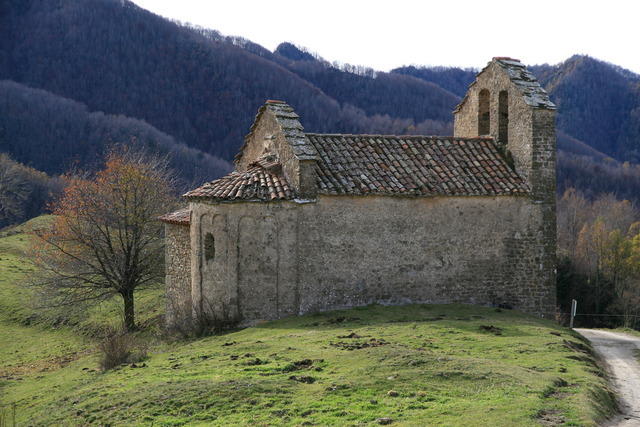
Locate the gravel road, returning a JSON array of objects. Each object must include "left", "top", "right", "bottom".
[{"left": 575, "top": 329, "right": 640, "bottom": 426}]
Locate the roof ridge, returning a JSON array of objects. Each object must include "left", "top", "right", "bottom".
[{"left": 305, "top": 133, "right": 494, "bottom": 141}]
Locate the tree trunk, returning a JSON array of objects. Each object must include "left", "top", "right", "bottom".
[{"left": 122, "top": 289, "right": 136, "bottom": 332}]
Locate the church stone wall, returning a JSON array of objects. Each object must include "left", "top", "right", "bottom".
[
  {"left": 296, "top": 195, "right": 555, "bottom": 318},
  {"left": 187, "top": 193, "right": 556, "bottom": 327},
  {"left": 189, "top": 201, "right": 299, "bottom": 325},
  {"left": 164, "top": 223, "right": 192, "bottom": 329}
]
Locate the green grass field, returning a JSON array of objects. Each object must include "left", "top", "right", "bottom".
[
  {"left": 0, "top": 216, "right": 165, "bottom": 334},
  {"left": 0, "top": 218, "right": 617, "bottom": 426}
]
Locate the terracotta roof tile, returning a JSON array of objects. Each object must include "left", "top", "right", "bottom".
[
  {"left": 185, "top": 133, "right": 529, "bottom": 202},
  {"left": 307, "top": 134, "right": 529, "bottom": 197},
  {"left": 158, "top": 208, "right": 190, "bottom": 225},
  {"left": 184, "top": 154, "right": 294, "bottom": 201}
]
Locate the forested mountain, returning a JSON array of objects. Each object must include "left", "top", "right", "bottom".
[
  {"left": 391, "top": 65, "right": 476, "bottom": 98},
  {"left": 1, "top": 0, "right": 640, "bottom": 208},
  {"left": 533, "top": 56, "right": 640, "bottom": 162},
  {"left": 0, "top": 0, "right": 440, "bottom": 161},
  {"left": 557, "top": 152, "right": 640, "bottom": 202},
  {"left": 0, "top": 80, "right": 230, "bottom": 185},
  {"left": 273, "top": 43, "right": 457, "bottom": 134}
]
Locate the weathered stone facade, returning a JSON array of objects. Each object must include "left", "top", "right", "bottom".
[
  {"left": 454, "top": 58, "right": 557, "bottom": 319},
  {"left": 161, "top": 57, "right": 558, "bottom": 328},
  {"left": 161, "top": 210, "right": 192, "bottom": 328}
]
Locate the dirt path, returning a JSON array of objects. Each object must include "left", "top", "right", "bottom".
[{"left": 575, "top": 329, "right": 640, "bottom": 426}]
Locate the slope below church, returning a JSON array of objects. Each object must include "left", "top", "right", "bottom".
[{"left": 160, "top": 57, "right": 557, "bottom": 328}]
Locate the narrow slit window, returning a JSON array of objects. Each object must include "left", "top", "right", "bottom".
[
  {"left": 498, "top": 90, "right": 509, "bottom": 144},
  {"left": 204, "top": 232, "right": 215, "bottom": 261},
  {"left": 478, "top": 89, "right": 490, "bottom": 135}
]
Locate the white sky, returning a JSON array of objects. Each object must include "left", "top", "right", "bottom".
[{"left": 131, "top": 0, "right": 640, "bottom": 73}]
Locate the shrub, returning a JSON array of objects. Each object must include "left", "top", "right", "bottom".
[{"left": 98, "top": 331, "right": 147, "bottom": 371}]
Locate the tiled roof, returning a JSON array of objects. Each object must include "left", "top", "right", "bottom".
[
  {"left": 186, "top": 135, "right": 529, "bottom": 202},
  {"left": 158, "top": 208, "right": 190, "bottom": 225},
  {"left": 184, "top": 154, "right": 294, "bottom": 201},
  {"left": 308, "top": 134, "right": 529, "bottom": 196},
  {"left": 455, "top": 57, "right": 555, "bottom": 112}
]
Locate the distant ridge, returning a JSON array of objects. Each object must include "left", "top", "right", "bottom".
[{"left": 0, "top": 80, "right": 230, "bottom": 186}]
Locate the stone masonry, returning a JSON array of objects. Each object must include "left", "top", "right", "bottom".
[
  {"left": 160, "top": 57, "right": 557, "bottom": 328},
  {"left": 160, "top": 209, "right": 192, "bottom": 327}
]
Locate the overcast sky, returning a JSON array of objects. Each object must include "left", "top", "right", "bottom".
[{"left": 131, "top": 0, "right": 640, "bottom": 73}]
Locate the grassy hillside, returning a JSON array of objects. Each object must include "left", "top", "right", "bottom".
[
  {"left": 0, "top": 216, "right": 164, "bottom": 334},
  {"left": 0, "top": 220, "right": 617, "bottom": 426}
]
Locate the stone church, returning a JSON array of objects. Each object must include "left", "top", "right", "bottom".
[{"left": 160, "top": 57, "right": 557, "bottom": 328}]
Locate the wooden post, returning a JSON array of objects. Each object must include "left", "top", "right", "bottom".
[{"left": 570, "top": 299, "right": 577, "bottom": 328}]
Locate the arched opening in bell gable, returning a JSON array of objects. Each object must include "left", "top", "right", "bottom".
[
  {"left": 498, "top": 90, "right": 509, "bottom": 144},
  {"left": 478, "top": 89, "right": 490, "bottom": 135}
]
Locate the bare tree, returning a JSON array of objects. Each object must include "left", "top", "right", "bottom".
[
  {"left": 557, "top": 188, "right": 589, "bottom": 256},
  {"left": 30, "top": 148, "right": 177, "bottom": 331}
]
